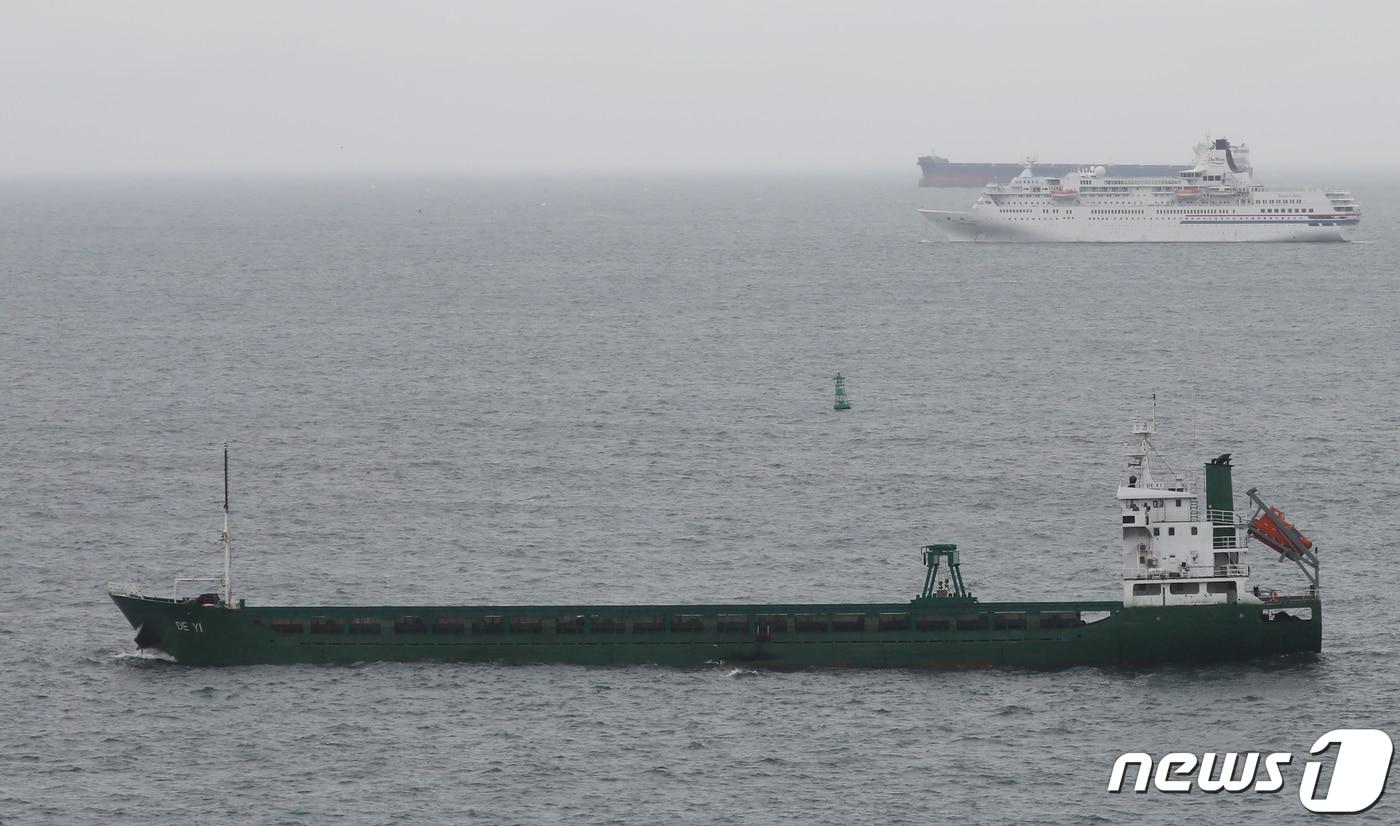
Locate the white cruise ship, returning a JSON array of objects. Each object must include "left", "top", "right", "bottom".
[{"left": 920, "top": 138, "right": 1359, "bottom": 242}]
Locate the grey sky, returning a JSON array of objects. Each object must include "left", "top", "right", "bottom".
[{"left": 3, "top": 0, "right": 1396, "bottom": 175}]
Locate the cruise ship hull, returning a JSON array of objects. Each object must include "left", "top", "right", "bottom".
[
  {"left": 110, "top": 592, "right": 1320, "bottom": 668},
  {"left": 920, "top": 209, "right": 1356, "bottom": 242}
]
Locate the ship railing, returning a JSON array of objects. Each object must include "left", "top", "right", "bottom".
[
  {"left": 1123, "top": 563, "right": 1250, "bottom": 580},
  {"left": 106, "top": 580, "right": 144, "bottom": 597},
  {"left": 1256, "top": 586, "right": 1320, "bottom": 604}
]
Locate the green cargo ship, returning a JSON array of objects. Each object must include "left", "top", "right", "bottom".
[{"left": 108, "top": 417, "right": 1321, "bottom": 667}]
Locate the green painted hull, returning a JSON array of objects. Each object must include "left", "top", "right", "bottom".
[{"left": 110, "top": 593, "right": 1321, "bottom": 668}]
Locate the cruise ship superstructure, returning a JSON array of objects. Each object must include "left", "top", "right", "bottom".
[{"left": 920, "top": 138, "right": 1359, "bottom": 242}]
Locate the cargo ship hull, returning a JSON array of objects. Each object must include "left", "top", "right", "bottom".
[{"left": 110, "top": 592, "right": 1320, "bottom": 668}]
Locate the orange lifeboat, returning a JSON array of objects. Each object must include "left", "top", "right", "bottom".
[
  {"left": 1050, "top": 187, "right": 1078, "bottom": 198},
  {"left": 1175, "top": 186, "right": 1202, "bottom": 198},
  {"left": 1248, "top": 506, "right": 1313, "bottom": 559}
]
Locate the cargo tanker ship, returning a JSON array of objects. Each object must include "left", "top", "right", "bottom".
[{"left": 108, "top": 415, "right": 1321, "bottom": 667}]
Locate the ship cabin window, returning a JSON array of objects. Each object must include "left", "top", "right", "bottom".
[
  {"left": 915, "top": 614, "right": 951, "bottom": 631},
  {"left": 555, "top": 615, "right": 585, "bottom": 634},
  {"left": 394, "top": 616, "right": 427, "bottom": 634},
  {"left": 715, "top": 614, "right": 749, "bottom": 633},
  {"left": 309, "top": 616, "right": 343, "bottom": 634},
  {"left": 1168, "top": 527, "right": 1176, "bottom": 536},
  {"left": 1169, "top": 582, "right": 1200, "bottom": 595},
  {"left": 795, "top": 613, "right": 829, "bottom": 632},
  {"left": 878, "top": 613, "right": 909, "bottom": 631},
  {"left": 1122, "top": 515, "right": 1135, "bottom": 524},
  {"left": 1191, "top": 527, "right": 1199, "bottom": 535},
  {"left": 589, "top": 615, "right": 627, "bottom": 634},
  {"left": 631, "top": 616, "right": 665, "bottom": 633},
  {"left": 831, "top": 613, "right": 866, "bottom": 632},
  {"left": 471, "top": 616, "right": 505, "bottom": 635},
  {"left": 1206, "top": 581, "right": 1237, "bottom": 595},
  {"left": 956, "top": 614, "right": 989, "bottom": 632},
  {"left": 1133, "top": 583, "right": 1162, "bottom": 596},
  {"left": 269, "top": 619, "right": 304, "bottom": 634},
  {"left": 671, "top": 614, "right": 704, "bottom": 632},
  {"left": 756, "top": 614, "right": 789, "bottom": 633},
  {"left": 509, "top": 616, "right": 544, "bottom": 634},
  {"left": 432, "top": 616, "right": 467, "bottom": 635},
  {"left": 1037, "top": 612, "right": 1077, "bottom": 630},
  {"left": 993, "top": 612, "right": 1027, "bottom": 631},
  {"left": 349, "top": 617, "right": 382, "bottom": 635},
  {"left": 1152, "top": 527, "right": 1160, "bottom": 536},
  {"left": 1175, "top": 499, "right": 1182, "bottom": 507}
]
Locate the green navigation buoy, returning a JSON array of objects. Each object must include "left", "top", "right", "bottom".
[{"left": 833, "top": 373, "right": 852, "bottom": 410}]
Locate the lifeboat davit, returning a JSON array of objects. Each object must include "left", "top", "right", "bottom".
[{"left": 1249, "top": 506, "right": 1313, "bottom": 559}]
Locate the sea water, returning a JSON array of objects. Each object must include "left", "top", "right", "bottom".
[{"left": 1, "top": 172, "right": 1397, "bottom": 823}]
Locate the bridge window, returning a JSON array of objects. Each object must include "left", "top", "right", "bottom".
[
  {"left": 1169, "top": 583, "right": 1200, "bottom": 595},
  {"left": 1206, "top": 581, "right": 1237, "bottom": 595},
  {"left": 1133, "top": 583, "right": 1162, "bottom": 596}
]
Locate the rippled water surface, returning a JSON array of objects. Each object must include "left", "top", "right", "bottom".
[{"left": 2, "top": 173, "right": 1398, "bottom": 823}]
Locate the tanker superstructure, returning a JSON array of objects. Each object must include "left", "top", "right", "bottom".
[{"left": 920, "top": 138, "right": 1359, "bottom": 242}]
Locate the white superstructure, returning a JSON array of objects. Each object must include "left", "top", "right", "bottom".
[
  {"left": 1117, "top": 414, "right": 1251, "bottom": 607},
  {"left": 921, "top": 138, "right": 1359, "bottom": 242}
]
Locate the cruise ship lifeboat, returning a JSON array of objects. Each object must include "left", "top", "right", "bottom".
[
  {"left": 1249, "top": 506, "right": 1313, "bottom": 559},
  {"left": 1175, "top": 186, "right": 1202, "bottom": 199},
  {"left": 1050, "top": 187, "right": 1078, "bottom": 199}
]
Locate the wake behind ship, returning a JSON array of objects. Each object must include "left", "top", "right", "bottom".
[
  {"left": 920, "top": 138, "right": 1359, "bottom": 242},
  {"left": 108, "top": 416, "right": 1322, "bottom": 668}
]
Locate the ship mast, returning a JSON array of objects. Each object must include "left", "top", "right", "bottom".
[{"left": 222, "top": 443, "right": 234, "bottom": 608}]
